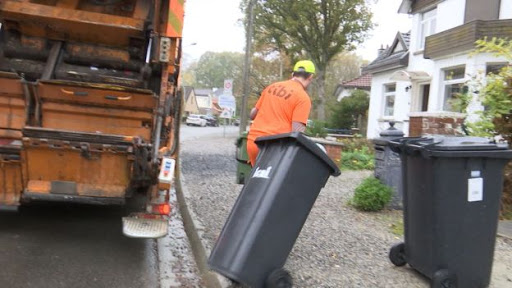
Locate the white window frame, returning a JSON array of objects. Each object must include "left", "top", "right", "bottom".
[
  {"left": 383, "top": 83, "right": 396, "bottom": 117},
  {"left": 486, "top": 62, "right": 508, "bottom": 75},
  {"left": 418, "top": 8, "right": 437, "bottom": 50},
  {"left": 442, "top": 66, "right": 466, "bottom": 112}
]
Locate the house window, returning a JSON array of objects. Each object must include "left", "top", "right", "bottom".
[
  {"left": 419, "top": 8, "right": 437, "bottom": 50},
  {"left": 383, "top": 84, "right": 396, "bottom": 117},
  {"left": 420, "top": 84, "right": 430, "bottom": 112},
  {"left": 442, "top": 66, "right": 466, "bottom": 111},
  {"left": 486, "top": 63, "right": 508, "bottom": 75}
]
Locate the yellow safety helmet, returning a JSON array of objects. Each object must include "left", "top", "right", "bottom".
[{"left": 293, "top": 60, "right": 316, "bottom": 74}]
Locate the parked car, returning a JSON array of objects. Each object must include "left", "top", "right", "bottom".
[
  {"left": 233, "top": 118, "right": 240, "bottom": 126},
  {"left": 186, "top": 114, "right": 207, "bottom": 127},
  {"left": 201, "top": 115, "right": 219, "bottom": 127}
]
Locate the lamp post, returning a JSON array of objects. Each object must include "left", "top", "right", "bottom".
[{"left": 240, "top": 0, "right": 255, "bottom": 135}]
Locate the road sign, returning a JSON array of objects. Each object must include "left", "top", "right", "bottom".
[
  {"left": 224, "top": 79, "right": 233, "bottom": 95},
  {"left": 219, "top": 94, "right": 236, "bottom": 110},
  {"left": 220, "top": 108, "right": 232, "bottom": 119}
]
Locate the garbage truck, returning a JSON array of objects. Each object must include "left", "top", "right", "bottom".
[{"left": 0, "top": 0, "right": 185, "bottom": 238}]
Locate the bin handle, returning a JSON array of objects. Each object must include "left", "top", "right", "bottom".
[
  {"left": 235, "top": 157, "right": 249, "bottom": 164},
  {"left": 389, "top": 137, "right": 439, "bottom": 155},
  {"left": 235, "top": 147, "right": 249, "bottom": 164},
  {"left": 404, "top": 139, "right": 443, "bottom": 157}
]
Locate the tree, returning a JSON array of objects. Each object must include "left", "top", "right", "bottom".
[
  {"left": 180, "top": 61, "right": 197, "bottom": 86},
  {"left": 455, "top": 37, "right": 512, "bottom": 218},
  {"left": 324, "top": 52, "right": 368, "bottom": 119},
  {"left": 248, "top": 0, "right": 373, "bottom": 120},
  {"left": 329, "top": 89, "right": 369, "bottom": 130},
  {"left": 193, "top": 52, "right": 244, "bottom": 94},
  {"left": 181, "top": 50, "right": 289, "bottom": 118}
]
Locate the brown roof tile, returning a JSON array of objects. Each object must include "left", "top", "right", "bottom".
[{"left": 340, "top": 73, "right": 372, "bottom": 89}]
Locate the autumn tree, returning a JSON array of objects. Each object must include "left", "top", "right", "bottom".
[
  {"left": 324, "top": 52, "right": 367, "bottom": 119},
  {"left": 193, "top": 52, "right": 245, "bottom": 95},
  {"left": 247, "top": 0, "right": 373, "bottom": 120}
]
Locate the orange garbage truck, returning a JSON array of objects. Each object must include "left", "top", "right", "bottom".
[{"left": 0, "top": 0, "right": 185, "bottom": 238}]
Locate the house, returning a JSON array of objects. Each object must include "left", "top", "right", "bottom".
[
  {"left": 194, "top": 89, "right": 213, "bottom": 115},
  {"left": 334, "top": 73, "right": 372, "bottom": 102},
  {"left": 363, "top": 32, "right": 412, "bottom": 138},
  {"left": 182, "top": 86, "right": 200, "bottom": 117},
  {"left": 210, "top": 88, "right": 225, "bottom": 116},
  {"left": 364, "top": 0, "right": 512, "bottom": 139}
]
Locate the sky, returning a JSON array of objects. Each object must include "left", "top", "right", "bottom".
[{"left": 181, "top": 0, "right": 412, "bottom": 66}]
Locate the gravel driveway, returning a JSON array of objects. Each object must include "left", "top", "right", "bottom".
[{"left": 179, "top": 130, "right": 512, "bottom": 288}]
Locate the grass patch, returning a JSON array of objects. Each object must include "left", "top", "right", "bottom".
[
  {"left": 390, "top": 219, "right": 404, "bottom": 237},
  {"left": 502, "top": 209, "right": 512, "bottom": 220}
]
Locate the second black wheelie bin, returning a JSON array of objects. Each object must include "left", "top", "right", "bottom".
[
  {"left": 208, "top": 132, "right": 341, "bottom": 288},
  {"left": 388, "top": 136, "right": 512, "bottom": 288}
]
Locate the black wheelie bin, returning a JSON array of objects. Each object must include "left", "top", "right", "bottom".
[
  {"left": 208, "top": 132, "right": 341, "bottom": 288},
  {"left": 388, "top": 136, "right": 512, "bottom": 288}
]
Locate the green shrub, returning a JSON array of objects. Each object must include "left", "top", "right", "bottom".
[
  {"left": 340, "top": 137, "right": 375, "bottom": 154},
  {"left": 305, "top": 120, "right": 328, "bottom": 138},
  {"left": 339, "top": 137, "right": 375, "bottom": 171},
  {"left": 351, "top": 177, "right": 392, "bottom": 212},
  {"left": 341, "top": 147, "right": 375, "bottom": 170}
]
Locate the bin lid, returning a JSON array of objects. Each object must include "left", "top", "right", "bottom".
[
  {"left": 390, "top": 136, "right": 512, "bottom": 159},
  {"left": 413, "top": 136, "right": 508, "bottom": 151},
  {"left": 255, "top": 132, "right": 341, "bottom": 176}
]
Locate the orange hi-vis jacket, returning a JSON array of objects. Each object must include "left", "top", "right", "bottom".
[{"left": 247, "top": 79, "right": 312, "bottom": 166}]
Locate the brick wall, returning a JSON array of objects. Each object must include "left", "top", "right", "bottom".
[
  {"left": 310, "top": 137, "right": 344, "bottom": 166},
  {"left": 324, "top": 144, "right": 343, "bottom": 166},
  {"left": 409, "top": 112, "right": 465, "bottom": 137}
]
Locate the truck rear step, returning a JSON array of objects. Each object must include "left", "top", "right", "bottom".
[{"left": 122, "top": 214, "right": 168, "bottom": 239}]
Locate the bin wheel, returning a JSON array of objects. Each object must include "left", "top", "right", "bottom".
[
  {"left": 265, "top": 268, "right": 293, "bottom": 288},
  {"left": 431, "top": 269, "right": 457, "bottom": 288},
  {"left": 389, "top": 242, "right": 407, "bottom": 266}
]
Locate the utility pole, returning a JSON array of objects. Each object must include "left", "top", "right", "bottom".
[{"left": 240, "top": 0, "right": 255, "bottom": 135}]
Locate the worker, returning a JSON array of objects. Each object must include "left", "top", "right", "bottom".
[{"left": 246, "top": 60, "right": 315, "bottom": 166}]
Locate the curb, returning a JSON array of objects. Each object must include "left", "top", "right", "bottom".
[
  {"left": 498, "top": 220, "right": 512, "bottom": 240},
  {"left": 175, "top": 159, "right": 234, "bottom": 288}
]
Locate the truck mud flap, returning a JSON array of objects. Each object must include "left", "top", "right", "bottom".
[{"left": 20, "top": 127, "right": 142, "bottom": 202}]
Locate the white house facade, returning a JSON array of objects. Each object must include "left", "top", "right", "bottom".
[{"left": 364, "top": 0, "right": 512, "bottom": 139}]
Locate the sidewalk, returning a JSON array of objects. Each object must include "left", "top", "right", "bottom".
[
  {"left": 498, "top": 220, "right": 512, "bottom": 239},
  {"left": 178, "top": 133, "right": 512, "bottom": 288}
]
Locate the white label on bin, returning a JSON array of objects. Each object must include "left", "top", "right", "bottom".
[
  {"left": 468, "top": 177, "right": 483, "bottom": 202},
  {"left": 252, "top": 166, "right": 272, "bottom": 179},
  {"left": 471, "top": 170, "right": 481, "bottom": 177}
]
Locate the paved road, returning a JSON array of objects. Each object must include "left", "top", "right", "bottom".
[
  {"left": 0, "top": 125, "right": 240, "bottom": 288},
  {"left": 0, "top": 203, "right": 158, "bottom": 288},
  {"left": 180, "top": 124, "right": 240, "bottom": 142}
]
